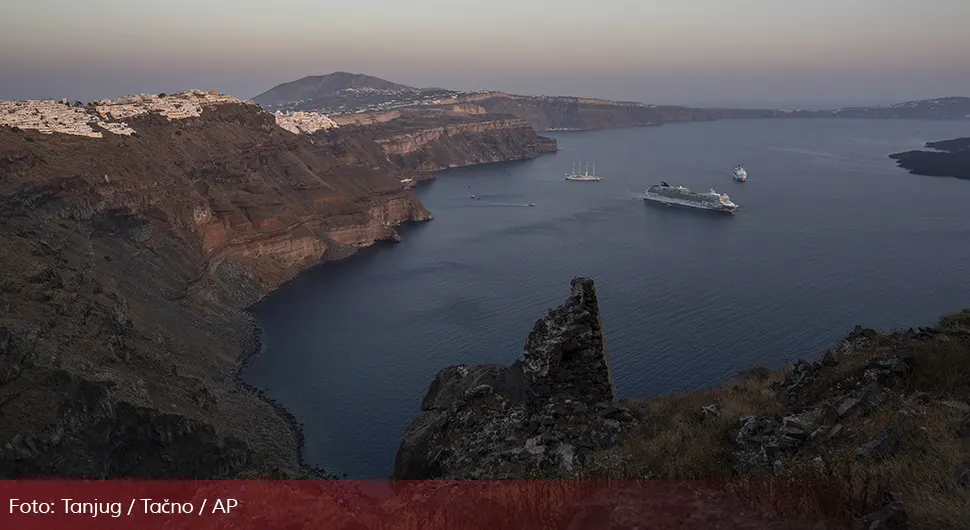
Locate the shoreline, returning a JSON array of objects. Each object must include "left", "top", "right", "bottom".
[
  {"left": 232, "top": 312, "right": 325, "bottom": 477},
  {"left": 230, "top": 150, "right": 559, "bottom": 478},
  {"left": 230, "top": 181, "right": 443, "bottom": 479}
]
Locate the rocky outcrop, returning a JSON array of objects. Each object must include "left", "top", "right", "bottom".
[
  {"left": 730, "top": 326, "right": 924, "bottom": 475},
  {"left": 889, "top": 137, "right": 970, "bottom": 179},
  {"left": 522, "top": 277, "right": 616, "bottom": 410},
  {"left": 393, "top": 278, "right": 634, "bottom": 479},
  {"left": 394, "top": 289, "right": 970, "bottom": 526},
  {"left": 0, "top": 96, "right": 557, "bottom": 478}
]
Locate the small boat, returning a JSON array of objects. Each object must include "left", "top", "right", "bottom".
[
  {"left": 733, "top": 165, "right": 747, "bottom": 182},
  {"left": 527, "top": 202, "right": 536, "bottom": 207},
  {"left": 470, "top": 194, "right": 477, "bottom": 199}
]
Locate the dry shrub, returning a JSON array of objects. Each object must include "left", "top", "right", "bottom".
[
  {"left": 938, "top": 309, "right": 970, "bottom": 332},
  {"left": 730, "top": 455, "right": 888, "bottom": 529},
  {"left": 903, "top": 338, "right": 970, "bottom": 395},
  {"left": 606, "top": 370, "right": 788, "bottom": 480},
  {"left": 738, "top": 364, "right": 773, "bottom": 382}
]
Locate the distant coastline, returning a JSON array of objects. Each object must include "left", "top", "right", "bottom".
[{"left": 890, "top": 137, "right": 970, "bottom": 179}]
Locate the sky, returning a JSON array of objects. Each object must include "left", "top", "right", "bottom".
[{"left": 2, "top": 0, "right": 969, "bottom": 107}]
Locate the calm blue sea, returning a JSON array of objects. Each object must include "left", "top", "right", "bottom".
[{"left": 243, "top": 118, "right": 970, "bottom": 478}]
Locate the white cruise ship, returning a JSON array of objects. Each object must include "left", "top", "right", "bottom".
[
  {"left": 733, "top": 165, "right": 748, "bottom": 182},
  {"left": 643, "top": 181, "right": 738, "bottom": 212}
]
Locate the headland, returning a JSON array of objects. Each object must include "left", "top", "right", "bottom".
[{"left": 890, "top": 137, "right": 970, "bottom": 179}]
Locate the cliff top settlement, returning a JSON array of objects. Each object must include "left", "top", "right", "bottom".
[{"left": 0, "top": 90, "right": 340, "bottom": 138}]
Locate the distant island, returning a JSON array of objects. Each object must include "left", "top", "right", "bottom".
[
  {"left": 890, "top": 137, "right": 970, "bottom": 179},
  {"left": 252, "top": 72, "right": 970, "bottom": 131}
]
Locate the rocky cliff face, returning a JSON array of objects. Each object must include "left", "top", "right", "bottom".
[
  {"left": 327, "top": 110, "right": 557, "bottom": 176},
  {"left": 453, "top": 93, "right": 970, "bottom": 131},
  {"left": 0, "top": 99, "right": 554, "bottom": 478},
  {"left": 466, "top": 95, "right": 786, "bottom": 131},
  {"left": 394, "top": 278, "right": 636, "bottom": 479},
  {"left": 368, "top": 116, "right": 557, "bottom": 172},
  {"left": 396, "top": 281, "right": 970, "bottom": 527}
]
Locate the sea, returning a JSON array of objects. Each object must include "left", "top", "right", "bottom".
[{"left": 242, "top": 118, "right": 970, "bottom": 479}]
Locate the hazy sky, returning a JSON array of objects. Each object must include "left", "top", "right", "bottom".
[{"left": 2, "top": 0, "right": 969, "bottom": 106}]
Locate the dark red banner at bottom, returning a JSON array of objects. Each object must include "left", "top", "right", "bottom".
[{"left": 1, "top": 480, "right": 840, "bottom": 529}]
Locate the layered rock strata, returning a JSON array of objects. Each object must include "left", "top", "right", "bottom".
[{"left": 0, "top": 97, "right": 555, "bottom": 478}]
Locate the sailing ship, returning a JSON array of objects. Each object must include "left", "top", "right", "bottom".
[{"left": 565, "top": 162, "right": 602, "bottom": 181}]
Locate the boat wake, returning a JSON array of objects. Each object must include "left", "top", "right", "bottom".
[{"left": 466, "top": 201, "right": 537, "bottom": 208}]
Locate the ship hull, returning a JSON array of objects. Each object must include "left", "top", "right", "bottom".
[{"left": 643, "top": 193, "right": 736, "bottom": 213}]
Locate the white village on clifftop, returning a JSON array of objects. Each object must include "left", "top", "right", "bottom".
[
  {"left": 1, "top": 90, "right": 340, "bottom": 138},
  {"left": 273, "top": 111, "right": 339, "bottom": 134}
]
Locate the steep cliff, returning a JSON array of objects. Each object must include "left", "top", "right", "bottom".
[
  {"left": 467, "top": 95, "right": 786, "bottom": 131},
  {"left": 359, "top": 115, "right": 557, "bottom": 173},
  {"left": 458, "top": 94, "right": 970, "bottom": 131},
  {"left": 0, "top": 98, "right": 555, "bottom": 478}
]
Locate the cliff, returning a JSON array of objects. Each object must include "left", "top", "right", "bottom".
[
  {"left": 0, "top": 96, "right": 554, "bottom": 478},
  {"left": 355, "top": 115, "right": 557, "bottom": 173},
  {"left": 889, "top": 137, "right": 970, "bottom": 179},
  {"left": 396, "top": 279, "right": 970, "bottom": 528},
  {"left": 461, "top": 94, "right": 970, "bottom": 131}
]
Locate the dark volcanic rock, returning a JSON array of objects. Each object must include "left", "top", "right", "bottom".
[
  {"left": 523, "top": 277, "right": 616, "bottom": 410},
  {"left": 889, "top": 136, "right": 970, "bottom": 179},
  {"left": 393, "top": 278, "right": 633, "bottom": 479},
  {"left": 856, "top": 428, "right": 900, "bottom": 462}
]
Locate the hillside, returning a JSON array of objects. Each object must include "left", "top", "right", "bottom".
[
  {"left": 252, "top": 72, "right": 427, "bottom": 110},
  {"left": 0, "top": 94, "right": 555, "bottom": 478},
  {"left": 834, "top": 97, "right": 970, "bottom": 119}
]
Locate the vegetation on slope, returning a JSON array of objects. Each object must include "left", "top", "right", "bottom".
[{"left": 581, "top": 319, "right": 970, "bottom": 529}]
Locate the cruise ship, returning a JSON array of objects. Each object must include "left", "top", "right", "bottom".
[
  {"left": 565, "top": 162, "right": 601, "bottom": 181},
  {"left": 643, "top": 182, "right": 738, "bottom": 212},
  {"left": 733, "top": 165, "right": 748, "bottom": 182}
]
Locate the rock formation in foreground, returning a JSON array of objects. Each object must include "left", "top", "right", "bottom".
[
  {"left": 394, "top": 278, "right": 636, "bottom": 479},
  {"left": 396, "top": 282, "right": 970, "bottom": 527}
]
